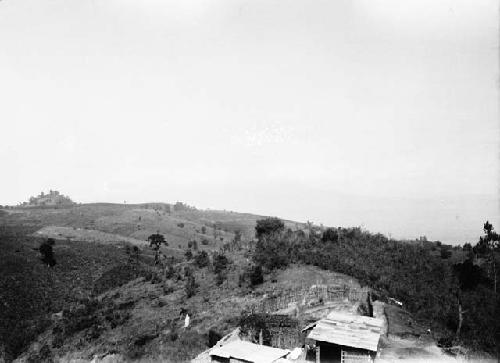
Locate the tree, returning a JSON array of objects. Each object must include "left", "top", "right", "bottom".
[
  {"left": 133, "top": 246, "right": 140, "bottom": 264},
  {"left": 322, "top": 228, "right": 339, "bottom": 243},
  {"left": 249, "top": 265, "right": 264, "bottom": 286},
  {"left": 213, "top": 252, "right": 229, "bottom": 275},
  {"left": 148, "top": 233, "right": 167, "bottom": 265},
  {"left": 253, "top": 233, "right": 290, "bottom": 270},
  {"left": 39, "top": 239, "right": 56, "bottom": 267},
  {"left": 255, "top": 217, "right": 284, "bottom": 239},
  {"left": 474, "top": 221, "right": 500, "bottom": 293},
  {"left": 194, "top": 251, "right": 210, "bottom": 268},
  {"left": 185, "top": 275, "right": 197, "bottom": 298},
  {"left": 213, "top": 252, "right": 230, "bottom": 286}
]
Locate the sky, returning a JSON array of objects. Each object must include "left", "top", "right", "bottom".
[{"left": 0, "top": 0, "right": 498, "bottom": 244}]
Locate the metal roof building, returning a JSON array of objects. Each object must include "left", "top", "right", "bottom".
[
  {"left": 305, "top": 312, "right": 383, "bottom": 363},
  {"left": 209, "top": 340, "right": 290, "bottom": 363}
]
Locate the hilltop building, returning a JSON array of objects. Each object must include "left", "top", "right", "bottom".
[{"left": 26, "top": 190, "right": 75, "bottom": 207}]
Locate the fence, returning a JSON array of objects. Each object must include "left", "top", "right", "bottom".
[{"left": 251, "top": 285, "right": 369, "bottom": 313}]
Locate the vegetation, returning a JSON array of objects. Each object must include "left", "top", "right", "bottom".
[
  {"left": 212, "top": 252, "right": 230, "bottom": 285},
  {"left": 252, "top": 219, "right": 500, "bottom": 354},
  {"left": 194, "top": 251, "right": 210, "bottom": 268},
  {"left": 148, "top": 233, "right": 167, "bottom": 265},
  {"left": 39, "top": 238, "right": 56, "bottom": 267},
  {"left": 185, "top": 275, "right": 197, "bottom": 298},
  {"left": 2, "top": 202, "right": 498, "bottom": 361}
]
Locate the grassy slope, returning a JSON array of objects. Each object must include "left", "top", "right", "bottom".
[
  {"left": 0, "top": 206, "right": 304, "bottom": 361},
  {"left": 17, "top": 265, "right": 362, "bottom": 362},
  {"left": 0, "top": 220, "right": 134, "bottom": 361},
  {"left": 15, "top": 204, "right": 303, "bottom": 249}
]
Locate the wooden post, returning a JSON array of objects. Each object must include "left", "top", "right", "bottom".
[{"left": 316, "top": 344, "right": 320, "bottom": 363}]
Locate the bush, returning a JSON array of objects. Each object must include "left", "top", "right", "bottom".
[
  {"left": 440, "top": 248, "right": 452, "bottom": 259},
  {"left": 255, "top": 217, "right": 284, "bottom": 239},
  {"left": 39, "top": 240, "right": 56, "bottom": 267},
  {"left": 194, "top": 251, "right": 210, "bottom": 268},
  {"left": 188, "top": 240, "right": 198, "bottom": 250},
  {"left": 249, "top": 265, "right": 264, "bottom": 286},
  {"left": 213, "top": 252, "right": 229, "bottom": 274},
  {"left": 208, "top": 329, "right": 222, "bottom": 347}
]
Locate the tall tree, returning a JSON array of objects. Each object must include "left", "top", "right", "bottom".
[
  {"left": 148, "top": 233, "right": 167, "bottom": 265},
  {"left": 474, "top": 221, "right": 499, "bottom": 293}
]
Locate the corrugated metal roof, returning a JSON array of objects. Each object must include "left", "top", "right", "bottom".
[
  {"left": 209, "top": 341, "right": 289, "bottom": 363},
  {"left": 307, "top": 312, "right": 383, "bottom": 352}
]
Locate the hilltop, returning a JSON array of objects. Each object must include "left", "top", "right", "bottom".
[{"left": 7, "top": 202, "right": 301, "bottom": 249}]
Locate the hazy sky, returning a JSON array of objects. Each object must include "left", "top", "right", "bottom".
[{"left": 1, "top": 0, "right": 498, "bottom": 244}]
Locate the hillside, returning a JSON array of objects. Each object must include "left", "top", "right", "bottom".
[
  {"left": 6, "top": 203, "right": 301, "bottom": 250},
  {"left": 1, "top": 204, "right": 496, "bottom": 362},
  {"left": 0, "top": 204, "right": 305, "bottom": 361}
]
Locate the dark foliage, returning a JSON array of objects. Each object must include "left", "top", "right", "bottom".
[
  {"left": 213, "top": 252, "right": 230, "bottom": 285},
  {"left": 212, "top": 252, "right": 229, "bottom": 274},
  {"left": 453, "top": 259, "right": 487, "bottom": 291},
  {"left": 188, "top": 240, "right": 198, "bottom": 250},
  {"left": 252, "top": 218, "right": 500, "bottom": 354},
  {"left": 208, "top": 329, "right": 222, "bottom": 347},
  {"left": 148, "top": 233, "right": 167, "bottom": 265},
  {"left": 185, "top": 275, "right": 197, "bottom": 298},
  {"left": 194, "top": 251, "right": 210, "bottom": 268},
  {"left": 249, "top": 265, "right": 264, "bottom": 286},
  {"left": 0, "top": 222, "right": 133, "bottom": 361},
  {"left": 238, "top": 312, "right": 272, "bottom": 345},
  {"left": 255, "top": 217, "right": 284, "bottom": 239},
  {"left": 39, "top": 239, "right": 56, "bottom": 267}
]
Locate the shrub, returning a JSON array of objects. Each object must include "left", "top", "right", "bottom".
[
  {"left": 39, "top": 240, "right": 56, "bottom": 267},
  {"left": 255, "top": 217, "right": 284, "bottom": 239},
  {"left": 249, "top": 265, "right": 264, "bottom": 286},
  {"left": 213, "top": 252, "right": 229, "bottom": 274},
  {"left": 188, "top": 240, "right": 198, "bottom": 250},
  {"left": 208, "top": 329, "right": 222, "bottom": 347},
  {"left": 194, "top": 251, "right": 210, "bottom": 268}
]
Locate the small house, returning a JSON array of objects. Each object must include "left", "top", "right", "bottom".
[{"left": 304, "top": 312, "right": 383, "bottom": 363}]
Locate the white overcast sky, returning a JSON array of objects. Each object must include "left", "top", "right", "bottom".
[{"left": 0, "top": 0, "right": 498, "bottom": 243}]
